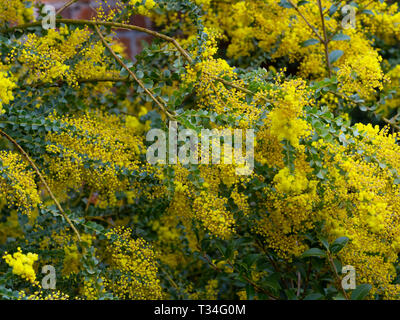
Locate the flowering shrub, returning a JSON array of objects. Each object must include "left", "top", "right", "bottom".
[{"left": 0, "top": 0, "right": 400, "bottom": 300}]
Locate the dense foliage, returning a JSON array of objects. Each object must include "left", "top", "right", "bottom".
[{"left": 0, "top": 0, "right": 400, "bottom": 300}]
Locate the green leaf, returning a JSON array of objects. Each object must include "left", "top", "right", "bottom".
[
  {"left": 351, "top": 284, "right": 372, "bottom": 300},
  {"left": 362, "top": 9, "right": 374, "bottom": 15},
  {"left": 246, "top": 284, "right": 255, "bottom": 300},
  {"left": 319, "top": 237, "right": 330, "bottom": 251},
  {"left": 301, "top": 248, "right": 326, "bottom": 258},
  {"left": 278, "top": 0, "right": 293, "bottom": 8},
  {"left": 136, "top": 70, "right": 144, "bottom": 79},
  {"left": 331, "top": 34, "right": 351, "bottom": 41},
  {"left": 330, "top": 236, "right": 349, "bottom": 254},
  {"left": 297, "top": 0, "right": 309, "bottom": 6},
  {"left": 143, "top": 79, "right": 154, "bottom": 89},
  {"left": 329, "top": 50, "right": 344, "bottom": 64},
  {"left": 304, "top": 293, "right": 324, "bottom": 300},
  {"left": 328, "top": 4, "right": 338, "bottom": 16},
  {"left": 301, "top": 38, "right": 320, "bottom": 47}
]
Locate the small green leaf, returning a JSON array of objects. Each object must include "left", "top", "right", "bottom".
[
  {"left": 319, "top": 237, "right": 330, "bottom": 251},
  {"left": 329, "top": 50, "right": 344, "bottom": 64},
  {"left": 301, "top": 38, "right": 320, "bottom": 47},
  {"left": 351, "top": 284, "right": 372, "bottom": 300},
  {"left": 328, "top": 4, "right": 338, "bottom": 16},
  {"left": 143, "top": 79, "right": 154, "bottom": 89},
  {"left": 304, "top": 293, "right": 324, "bottom": 300},
  {"left": 278, "top": 0, "right": 293, "bottom": 8},
  {"left": 331, "top": 34, "right": 351, "bottom": 41},
  {"left": 297, "top": 0, "right": 309, "bottom": 6},
  {"left": 301, "top": 248, "right": 326, "bottom": 258},
  {"left": 136, "top": 70, "right": 144, "bottom": 79},
  {"left": 362, "top": 9, "right": 374, "bottom": 15},
  {"left": 330, "top": 236, "right": 349, "bottom": 254}
]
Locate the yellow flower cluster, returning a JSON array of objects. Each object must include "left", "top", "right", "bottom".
[
  {"left": 0, "top": 64, "right": 17, "bottom": 115},
  {"left": 125, "top": 106, "right": 151, "bottom": 133},
  {"left": 193, "top": 191, "right": 234, "bottom": 239},
  {"left": 17, "top": 26, "right": 118, "bottom": 86},
  {"left": 104, "top": 227, "right": 163, "bottom": 299},
  {"left": 183, "top": 28, "right": 261, "bottom": 123},
  {"left": 19, "top": 290, "right": 70, "bottom": 300},
  {"left": 255, "top": 160, "right": 319, "bottom": 259},
  {"left": 267, "top": 78, "right": 312, "bottom": 149},
  {"left": 0, "top": 151, "right": 41, "bottom": 216},
  {"left": 3, "top": 248, "right": 38, "bottom": 285},
  {"left": 380, "top": 64, "right": 400, "bottom": 113},
  {"left": 130, "top": 0, "right": 156, "bottom": 15},
  {"left": 45, "top": 111, "right": 149, "bottom": 207},
  {"left": 336, "top": 31, "right": 388, "bottom": 100},
  {"left": 310, "top": 123, "right": 400, "bottom": 298},
  {"left": 0, "top": 0, "right": 33, "bottom": 25},
  {"left": 360, "top": 1, "right": 400, "bottom": 43},
  {"left": 196, "top": 0, "right": 392, "bottom": 103},
  {"left": 167, "top": 164, "right": 249, "bottom": 240}
]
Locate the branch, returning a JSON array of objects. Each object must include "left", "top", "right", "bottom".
[
  {"left": 383, "top": 117, "right": 400, "bottom": 131},
  {"left": 327, "top": 252, "right": 349, "bottom": 300},
  {"left": 317, "top": 0, "right": 332, "bottom": 77},
  {"left": 94, "top": 24, "right": 176, "bottom": 119},
  {"left": 0, "top": 129, "right": 81, "bottom": 241},
  {"left": 287, "top": 0, "right": 324, "bottom": 43},
  {"left": 21, "top": 77, "right": 129, "bottom": 89},
  {"left": 296, "top": 271, "right": 301, "bottom": 297},
  {"left": 57, "top": 0, "right": 79, "bottom": 15},
  {"left": 5, "top": 19, "right": 260, "bottom": 101}
]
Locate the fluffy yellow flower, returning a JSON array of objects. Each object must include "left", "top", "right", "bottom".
[{"left": 3, "top": 248, "right": 38, "bottom": 285}]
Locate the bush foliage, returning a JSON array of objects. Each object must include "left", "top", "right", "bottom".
[{"left": 0, "top": 0, "right": 400, "bottom": 300}]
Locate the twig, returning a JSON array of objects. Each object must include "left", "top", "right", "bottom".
[
  {"left": 317, "top": 0, "right": 332, "bottom": 77},
  {"left": 57, "top": 0, "right": 78, "bottom": 15},
  {"left": 327, "top": 252, "right": 349, "bottom": 300},
  {"left": 20, "top": 77, "right": 129, "bottom": 89},
  {"left": 287, "top": 0, "right": 324, "bottom": 43},
  {"left": 296, "top": 271, "right": 301, "bottom": 297},
  {"left": 85, "top": 216, "right": 114, "bottom": 227},
  {"left": 5, "top": 19, "right": 263, "bottom": 103},
  {"left": 0, "top": 129, "right": 81, "bottom": 241},
  {"left": 94, "top": 24, "right": 176, "bottom": 119},
  {"left": 383, "top": 117, "right": 400, "bottom": 131}
]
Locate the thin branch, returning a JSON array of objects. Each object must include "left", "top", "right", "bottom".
[
  {"left": 383, "top": 117, "right": 400, "bottom": 131},
  {"left": 6, "top": 19, "right": 193, "bottom": 64},
  {"left": 317, "top": 0, "right": 332, "bottom": 77},
  {"left": 0, "top": 129, "right": 81, "bottom": 241},
  {"left": 93, "top": 24, "right": 176, "bottom": 119},
  {"left": 57, "top": 0, "right": 79, "bottom": 15},
  {"left": 5, "top": 19, "right": 260, "bottom": 102},
  {"left": 287, "top": 0, "right": 324, "bottom": 43},
  {"left": 21, "top": 77, "right": 129, "bottom": 89},
  {"left": 327, "top": 252, "right": 349, "bottom": 300},
  {"left": 296, "top": 271, "right": 301, "bottom": 297},
  {"left": 85, "top": 216, "right": 114, "bottom": 227}
]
